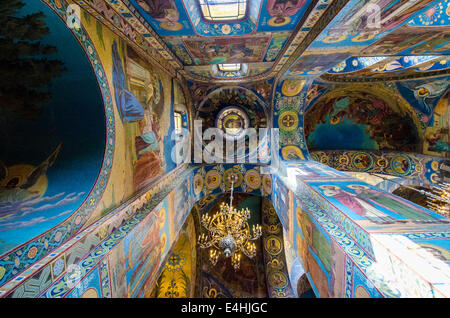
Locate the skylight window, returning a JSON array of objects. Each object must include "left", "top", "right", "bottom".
[
  {"left": 217, "top": 63, "right": 241, "bottom": 72},
  {"left": 198, "top": 0, "right": 248, "bottom": 22}
]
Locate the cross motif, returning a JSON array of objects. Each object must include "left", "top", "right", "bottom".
[{"left": 282, "top": 115, "right": 295, "bottom": 127}]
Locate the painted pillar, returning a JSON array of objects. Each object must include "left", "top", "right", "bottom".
[{"left": 272, "top": 160, "right": 450, "bottom": 297}]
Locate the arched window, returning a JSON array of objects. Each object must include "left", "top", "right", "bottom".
[
  {"left": 174, "top": 111, "right": 183, "bottom": 132},
  {"left": 197, "top": 0, "right": 248, "bottom": 22}
]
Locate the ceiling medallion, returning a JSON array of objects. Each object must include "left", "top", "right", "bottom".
[
  {"left": 198, "top": 175, "right": 262, "bottom": 270},
  {"left": 216, "top": 106, "right": 250, "bottom": 141}
]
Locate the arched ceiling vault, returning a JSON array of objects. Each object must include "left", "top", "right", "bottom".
[{"left": 81, "top": 1, "right": 450, "bottom": 85}]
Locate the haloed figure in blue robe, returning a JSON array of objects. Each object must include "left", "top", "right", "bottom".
[{"left": 112, "top": 40, "right": 145, "bottom": 122}]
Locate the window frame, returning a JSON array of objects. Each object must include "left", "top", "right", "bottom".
[
  {"left": 174, "top": 111, "right": 183, "bottom": 133},
  {"left": 217, "top": 63, "right": 242, "bottom": 72},
  {"left": 196, "top": 0, "right": 249, "bottom": 24}
]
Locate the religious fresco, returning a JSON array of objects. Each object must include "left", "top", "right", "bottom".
[
  {"left": 0, "top": 0, "right": 449, "bottom": 300},
  {"left": 0, "top": 0, "right": 107, "bottom": 257},
  {"left": 283, "top": 0, "right": 443, "bottom": 82},
  {"left": 257, "top": 0, "right": 312, "bottom": 32},
  {"left": 409, "top": 237, "right": 450, "bottom": 266},
  {"left": 273, "top": 78, "right": 312, "bottom": 161},
  {"left": 121, "top": 201, "right": 168, "bottom": 298},
  {"left": 263, "top": 32, "right": 291, "bottom": 62},
  {"left": 152, "top": 213, "right": 197, "bottom": 298},
  {"left": 324, "top": 56, "right": 450, "bottom": 81},
  {"left": 396, "top": 78, "right": 449, "bottom": 156},
  {"left": 310, "top": 181, "right": 449, "bottom": 232},
  {"left": 422, "top": 91, "right": 449, "bottom": 157},
  {"left": 275, "top": 161, "right": 450, "bottom": 297},
  {"left": 130, "top": 0, "right": 195, "bottom": 36},
  {"left": 286, "top": 52, "right": 351, "bottom": 77},
  {"left": 0, "top": 0, "right": 196, "bottom": 295},
  {"left": 310, "top": 0, "right": 436, "bottom": 50},
  {"left": 327, "top": 57, "right": 388, "bottom": 74},
  {"left": 360, "top": 25, "right": 450, "bottom": 56},
  {"left": 261, "top": 197, "right": 295, "bottom": 297},
  {"left": 310, "top": 150, "right": 447, "bottom": 185},
  {"left": 65, "top": 264, "right": 103, "bottom": 298},
  {"left": 182, "top": 35, "right": 272, "bottom": 65},
  {"left": 295, "top": 201, "right": 347, "bottom": 297},
  {"left": 195, "top": 87, "right": 269, "bottom": 163},
  {"left": 272, "top": 176, "right": 292, "bottom": 232},
  {"left": 114, "top": 42, "right": 179, "bottom": 191},
  {"left": 304, "top": 85, "right": 421, "bottom": 153}
]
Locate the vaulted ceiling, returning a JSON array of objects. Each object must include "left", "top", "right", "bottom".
[{"left": 84, "top": 0, "right": 450, "bottom": 83}]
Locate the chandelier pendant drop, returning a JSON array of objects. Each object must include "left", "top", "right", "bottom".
[{"left": 198, "top": 175, "right": 262, "bottom": 270}]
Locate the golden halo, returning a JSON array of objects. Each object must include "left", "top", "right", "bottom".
[
  {"left": 330, "top": 115, "right": 340, "bottom": 125},
  {"left": 81, "top": 288, "right": 99, "bottom": 298},
  {"left": 159, "top": 208, "right": 166, "bottom": 228},
  {"left": 430, "top": 173, "right": 440, "bottom": 183},
  {"left": 160, "top": 232, "right": 167, "bottom": 250},
  {"left": 282, "top": 79, "right": 305, "bottom": 96},
  {"left": 160, "top": 22, "right": 183, "bottom": 31},
  {"left": 268, "top": 16, "right": 291, "bottom": 27},
  {"left": 296, "top": 232, "right": 302, "bottom": 257},
  {"left": 281, "top": 146, "right": 305, "bottom": 160},
  {"left": 322, "top": 34, "right": 347, "bottom": 43},
  {"left": 244, "top": 169, "right": 261, "bottom": 190},
  {"left": 355, "top": 286, "right": 371, "bottom": 298},
  {"left": 347, "top": 184, "right": 369, "bottom": 190},
  {"left": 0, "top": 164, "right": 48, "bottom": 198},
  {"left": 296, "top": 206, "right": 302, "bottom": 227},
  {"left": 351, "top": 33, "right": 376, "bottom": 42},
  {"left": 431, "top": 160, "right": 439, "bottom": 171},
  {"left": 417, "top": 242, "right": 450, "bottom": 261},
  {"left": 318, "top": 185, "right": 340, "bottom": 190}
]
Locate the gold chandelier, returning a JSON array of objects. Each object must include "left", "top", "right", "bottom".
[{"left": 198, "top": 176, "right": 262, "bottom": 270}]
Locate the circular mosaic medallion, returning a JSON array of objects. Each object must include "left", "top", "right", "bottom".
[
  {"left": 278, "top": 111, "right": 299, "bottom": 132},
  {"left": 391, "top": 155, "right": 411, "bottom": 176},
  {"left": 223, "top": 168, "right": 243, "bottom": 188},
  {"left": 339, "top": 155, "right": 349, "bottom": 165},
  {"left": 351, "top": 152, "right": 373, "bottom": 171},
  {"left": 268, "top": 271, "right": 288, "bottom": 289},
  {"left": 205, "top": 170, "right": 221, "bottom": 190},
  {"left": 216, "top": 106, "right": 249, "bottom": 141},
  {"left": 194, "top": 173, "right": 204, "bottom": 195},
  {"left": 244, "top": 169, "right": 261, "bottom": 190},
  {"left": 265, "top": 235, "right": 283, "bottom": 255},
  {"left": 431, "top": 160, "right": 439, "bottom": 171},
  {"left": 377, "top": 157, "right": 388, "bottom": 167}
]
